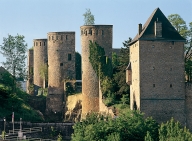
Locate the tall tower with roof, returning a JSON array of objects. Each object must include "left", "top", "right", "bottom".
[{"left": 127, "top": 8, "right": 186, "bottom": 125}]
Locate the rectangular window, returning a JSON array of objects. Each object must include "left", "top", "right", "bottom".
[
  {"left": 66, "top": 35, "right": 68, "bottom": 40},
  {"left": 36, "top": 42, "right": 38, "bottom": 46},
  {"left": 40, "top": 42, "right": 41, "bottom": 46},
  {"left": 61, "top": 35, "right": 63, "bottom": 40},
  {"left": 170, "top": 84, "right": 172, "bottom": 88},
  {"left": 44, "top": 42, "right": 46, "bottom": 46},
  {"left": 52, "top": 36, "right": 54, "bottom": 40},
  {"left": 68, "top": 54, "right": 72, "bottom": 61},
  {"left": 172, "top": 41, "right": 174, "bottom": 45},
  {"left": 49, "top": 36, "right": 50, "bottom": 41},
  {"left": 60, "top": 63, "right": 63, "bottom": 66},
  {"left": 153, "top": 84, "right": 155, "bottom": 87},
  {"left": 102, "top": 30, "right": 104, "bottom": 35}
]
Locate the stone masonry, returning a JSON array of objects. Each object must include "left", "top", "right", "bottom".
[
  {"left": 128, "top": 8, "right": 186, "bottom": 126},
  {"left": 47, "top": 32, "right": 75, "bottom": 114},
  {"left": 26, "top": 49, "right": 34, "bottom": 95},
  {"left": 33, "top": 39, "right": 48, "bottom": 95},
  {"left": 80, "top": 25, "right": 112, "bottom": 117}
]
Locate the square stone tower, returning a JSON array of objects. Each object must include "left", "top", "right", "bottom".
[{"left": 127, "top": 8, "right": 186, "bottom": 125}]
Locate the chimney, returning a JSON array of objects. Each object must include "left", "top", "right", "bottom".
[
  {"left": 138, "top": 23, "right": 142, "bottom": 35},
  {"left": 154, "top": 18, "right": 162, "bottom": 37}
]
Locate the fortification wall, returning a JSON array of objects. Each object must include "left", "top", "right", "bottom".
[
  {"left": 80, "top": 25, "right": 113, "bottom": 117},
  {"left": 186, "top": 84, "right": 192, "bottom": 131},
  {"left": 33, "top": 39, "right": 47, "bottom": 95},
  {"left": 27, "top": 49, "right": 34, "bottom": 95},
  {"left": 47, "top": 32, "right": 75, "bottom": 114}
]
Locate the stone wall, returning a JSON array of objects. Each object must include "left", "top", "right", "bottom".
[
  {"left": 185, "top": 83, "right": 192, "bottom": 131},
  {"left": 130, "top": 40, "right": 185, "bottom": 125},
  {"left": 47, "top": 32, "right": 75, "bottom": 114},
  {"left": 26, "top": 49, "right": 34, "bottom": 95},
  {"left": 33, "top": 39, "right": 47, "bottom": 95},
  {"left": 80, "top": 25, "right": 112, "bottom": 117}
]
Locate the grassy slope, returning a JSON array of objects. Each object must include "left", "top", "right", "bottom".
[{"left": 0, "top": 84, "right": 43, "bottom": 122}]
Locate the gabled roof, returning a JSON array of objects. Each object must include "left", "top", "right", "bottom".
[{"left": 129, "top": 8, "right": 185, "bottom": 45}]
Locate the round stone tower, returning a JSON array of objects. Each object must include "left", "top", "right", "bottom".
[
  {"left": 80, "top": 25, "right": 113, "bottom": 117},
  {"left": 47, "top": 32, "right": 75, "bottom": 114},
  {"left": 33, "top": 39, "right": 48, "bottom": 95}
]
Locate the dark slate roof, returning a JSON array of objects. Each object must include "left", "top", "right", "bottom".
[{"left": 129, "top": 8, "right": 185, "bottom": 45}]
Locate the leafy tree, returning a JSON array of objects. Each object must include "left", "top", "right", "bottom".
[
  {"left": 39, "top": 63, "right": 48, "bottom": 88},
  {"left": 159, "top": 118, "right": 192, "bottom": 141},
  {"left": 75, "top": 52, "right": 81, "bottom": 80},
  {"left": 72, "top": 111, "right": 159, "bottom": 141},
  {"left": 83, "top": 9, "right": 95, "bottom": 25},
  {"left": 113, "top": 38, "right": 132, "bottom": 99},
  {"left": 0, "top": 34, "right": 27, "bottom": 92},
  {"left": 168, "top": 14, "right": 188, "bottom": 38}
]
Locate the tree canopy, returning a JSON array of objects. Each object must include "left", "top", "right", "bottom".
[
  {"left": 83, "top": 9, "right": 95, "bottom": 25},
  {"left": 0, "top": 34, "right": 27, "bottom": 92}
]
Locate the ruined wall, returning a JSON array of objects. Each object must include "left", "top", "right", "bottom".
[
  {"left": 33, "top": 39, "right": 47, "bottom": 95},
  {"left": 139, "top": 41, "right": 185, "bottom": 125},
  {"left": 47, "top": 32, "right": 75, "bottom": 113},
  {"left": 27, "top": 49, "right": 34, "bottom": 95},
  {"left": 81, "top": 25, "right": 112, "bottom": 117}
]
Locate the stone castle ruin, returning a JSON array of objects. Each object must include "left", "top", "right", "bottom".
[{"left": 27, "top": 8, "right": 192, "bottom": 130}]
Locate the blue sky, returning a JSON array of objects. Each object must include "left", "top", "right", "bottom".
[{"left": 0, "top": 0, "right": 191, "bottom": 65}]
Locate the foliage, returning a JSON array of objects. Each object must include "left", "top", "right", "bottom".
[
  {"left": 75, "top": 52, "right": 81, "bottom": 80},
  {"left": 66, "top": 82, "right": 75, "bottom": 96},
  {"left": 168, "top": 14, "right": 192, "bottom": 82},
  {"left": 121, "top": 94, "right": 129, "bottom": 105},
  {"left": 1, "top": 130, "right": 6, "bottom": 140},
  {"left": 168, "top": 14, "right": 188, "bottom": 38},
  {"left": 0, "top": 71, "right": 14, "bottom": 93},
  {"left": 112, "top": 52, "right": 119, "bottom": 67},
  {"left": 145, "top": 131, "right": 154, "bottom": 141},
  {"left": 0, "top": 34, "right": 27, "bottom": 92},
  {"left": 57, "top": 133, "right": 63, "bottom": 141},
  {"left": 113, "top": 38, "right": 131, "bottom": 99},
  {"left": 83, "top": 9, "right": 95, "bottom": 25},
  {"left": 72, "top": 111, "right": 159, "bottom": 141},
  {"left": 159, "top": 118, "right": 192, "bottom": 141},
  {"left": 89, "top": 41, "right": 113, "bottom": 79}
]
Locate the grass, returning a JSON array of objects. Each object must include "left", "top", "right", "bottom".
[{"left": 0, "top": 83, "right": 44, "bottom": 122}]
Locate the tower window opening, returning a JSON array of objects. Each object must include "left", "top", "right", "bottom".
[
  {"left": 102, "top": 30, "right": 104, "bottom": 35},
  {"left": 36, "top": 42, "right": 38, "bottom": 46},
  {"left": 60, "top": 63, "right": 63, "bottom": 66},
  {"left": 61, "top": 35, "right": 63, "bottom": 40},
  {"left": 44, "top": 42, "right": 46, "bottom": 46},
  {"left": 89, "top": 29, "right": 92, "bottom": 35},
  {"left": 170, "top": 84, "right": 172, "bottom": 88},
  {"left": 172, "top": 41, "right": 175, "bottom": 45},
  {"left": 52, "top": 36, "right": 54, "bottom": 40},
  {"left": 56, "top": 36, "right": 58, "bottom": 40},
  {"left": 66, "top": 35, "right": 68, "bottom": 40},
  {"left": 96, "top": 30, "right": 98, "bottom": 35},
  {"left": 68, "top": 54, "right": 72, "bottom": 61},
  {"left": 40, "top": 42, "right": 41, "bottom": 46},
  {"left": 49, "top": 36, "right": 50, "bottom": 41},
  {"left": 85, "top": 31, "right": 87, "bottom": 36},
  {"left": 153, "top": 84, "right": 155, "bottom": 87}
]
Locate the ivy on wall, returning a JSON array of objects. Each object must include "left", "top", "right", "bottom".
[{"left": 89, "top": 41, "right": 113, "bottom": 79}]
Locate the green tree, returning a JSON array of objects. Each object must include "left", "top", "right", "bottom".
[
  {"left": 72, "top": 111, "right": 159, "bottom": 141},
  {"left": 168, "top": 14, "right": 188, "bottom": 38},
  {"left": 83, "top": 9, "right": 95, "bottom": 25},
  {"left": 159, "top": 118, "right": 192, "bottom": 141},
  {"left": 113, "top": 38, "right": 132, "bottom": 99},
  {"left": 39, "top": 63, "right": 48, "bottom": 88},
  {"left": 0, "top": 34, "right": 27, "bottom": 93}
]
